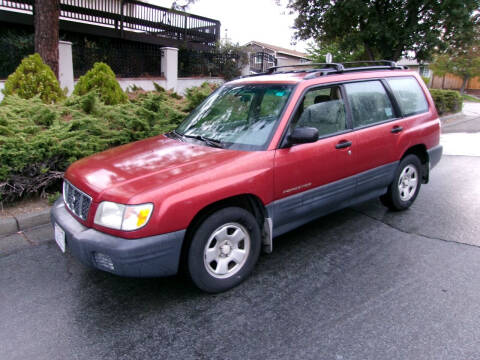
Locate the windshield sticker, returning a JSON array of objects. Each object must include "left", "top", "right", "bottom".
[{"left": 275, "top": 91, "right": 285, "bottom": 97}]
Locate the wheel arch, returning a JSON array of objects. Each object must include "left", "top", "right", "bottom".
[
  {"left": 179, "top": 194, "right": 268, "bottom": 272},
  {"left": 401, "top": 144, "right": 429, "bottom": 183}
]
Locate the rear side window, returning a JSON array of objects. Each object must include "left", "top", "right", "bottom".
[
  {"left": 387, "top": 77, "right": 429, "bottom": 117},
  {"left": 344, "top": 81, "right": 395, "bottom": 127}
]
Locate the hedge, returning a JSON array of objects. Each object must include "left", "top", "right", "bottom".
[
  {"left": 429, "top": 89, "right": 463, "bottom": 115},
  {"left": 0, "top": 89, "right": 196, "bottom": 202}
]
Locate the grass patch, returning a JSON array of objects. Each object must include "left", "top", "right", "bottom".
[{"left": 463, "top": 94, "right": 480, "bottom": 103}]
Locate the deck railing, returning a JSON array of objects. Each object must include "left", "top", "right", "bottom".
[{"left": 0, "top": 0, "right": 220, "bottom": 45}]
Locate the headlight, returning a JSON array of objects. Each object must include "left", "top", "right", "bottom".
[{"left": 94, "top": 202, "right": 153, "bottom": 231}]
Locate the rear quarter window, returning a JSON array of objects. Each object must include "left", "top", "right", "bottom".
[{"left": 387, "top": 77, "right": 429, "bottom": 117}]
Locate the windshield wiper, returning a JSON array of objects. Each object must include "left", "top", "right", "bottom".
[{"left": 181, "top": 134, "right": 224, "bottom": 148}]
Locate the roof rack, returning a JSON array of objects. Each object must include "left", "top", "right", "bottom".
[
  {"left": 304, "top": 60, "right": 407, "bottom": 79},
  {"left": 265, "top": 63, "right": 345, "bottom": 74},
  {"left": 240, "top": 60, "right": 408, "bottom": 79}
]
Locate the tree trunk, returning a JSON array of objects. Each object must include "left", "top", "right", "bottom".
[
  {"left": 364, "top": 43, "right": 375, "bottom": 61},
  {"left": 34, "top": 0, "right": 60, "bottom": 78},
  {"left": 460, "top": 76, "right": 469, "bottom": 95}
]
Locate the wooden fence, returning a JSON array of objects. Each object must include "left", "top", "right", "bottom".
[{"left": 431, "top": 73, "right": 480, "bottom": 90}]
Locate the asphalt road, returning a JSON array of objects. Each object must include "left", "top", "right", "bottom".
[{"left": 1, "top": 115, "right": 480, "bottom": 360}]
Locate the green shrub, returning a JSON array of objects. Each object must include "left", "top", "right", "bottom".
[
  {"left": 2, "top": 53, "right": 64, "bottom": 104},
  {"left": 421, "top": 76, "right": 430, "bottom": 87},
  {"left": 429, "top": 89, "right": 463, "bottom": 115},
  {"left": 80, "top": 91, "right": 98, "bottom": 114},
  {"left": 47, "top": 191, "right": 61, "bottom": 205},
  {"left": 184, "top": 82, "right": 218, "bottom": 111},
  {"left": 153, "top": 82, "right": 165, "bottom": 92},
  {"left": 0, "top": 91, "right": 188, "bottom": 202},
  {"left": 73, "top": 62, "right": 127, "bottom": 105},
  {"left": 32, "top": 105, "right": 57, "bottom": 127},
  {"left": 0, "top": 82, "right": 223, "bottom": 202}
]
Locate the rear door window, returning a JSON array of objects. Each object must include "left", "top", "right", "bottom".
[
  {"left": 344, "top": 81, "right": 395, "bottom": 128},
  {"left": 386, "top": 77, "right": 429, "bottom": 116}
]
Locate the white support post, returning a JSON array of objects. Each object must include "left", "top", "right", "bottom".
[
  {"left": 161, "top": 47, "right": 179, "bottom": 92},
  {"left": 58, "top": 41, "right": 74, "bottom": 95}
]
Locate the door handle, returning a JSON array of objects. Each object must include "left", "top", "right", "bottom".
[
  {"left": 391, "top": 126, "right": 403, "bottom": 134},
  {"left": 335, "top": 140, "right": 352, "bottom": 149}
]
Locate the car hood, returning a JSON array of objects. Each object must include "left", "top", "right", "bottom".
[{"left": 65, "top": 135, "right": 251, "bottom": 203}]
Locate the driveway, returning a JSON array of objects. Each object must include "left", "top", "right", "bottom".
[{"left": 441, "top": 101, "right": 480, "bottom": 156}]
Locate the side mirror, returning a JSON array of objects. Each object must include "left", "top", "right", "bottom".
[{"left": 287, "top": 127, "right": 319, "bottom": 146}]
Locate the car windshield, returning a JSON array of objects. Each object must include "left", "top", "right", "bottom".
[{"left": 175, "top": 84, "right": 294, "bottom": 151}]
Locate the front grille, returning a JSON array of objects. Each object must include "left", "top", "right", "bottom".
[{"left": 63, "top": 180, "right": 92, "bottom": 220}]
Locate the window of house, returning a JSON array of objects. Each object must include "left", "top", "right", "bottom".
[
  {"left": 419, "top": 66, "right": 431, "bottom": 78},
  {"left": 344, "top": 81, "right": 395, "bottom": 127},
  {"left": 387, "top": 77, "right": 429, "bottom": 117}
]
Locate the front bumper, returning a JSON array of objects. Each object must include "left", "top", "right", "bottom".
[{"left": 50, "top": 198, "right": 185, "bottom": 277}]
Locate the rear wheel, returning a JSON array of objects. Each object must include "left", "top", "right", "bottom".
[
  {"left": 187, "top": 207, "right": 261, "bottom": 293},
  {"left": 380, "top": 154, "right": 422, "bottom": 211}
]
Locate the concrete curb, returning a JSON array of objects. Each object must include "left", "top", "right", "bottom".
[
  {"left": 0, "top": 217, "right": 18, "bottom": 236},
  {"left": 0, "top": 208, "right": 51, "bottom": 237},
  {"left": 440, "top": 113, "right": 464, "bottom": 123}
]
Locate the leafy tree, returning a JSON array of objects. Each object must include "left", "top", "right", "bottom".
[
  {"left": 430, "top": 28, "right": 480, "bottom": 94},
  {"left": 306, "top": 41, "right": 365, "bottom": 63},
  {"left": 215, "top": 41, "right": 248, "bottom": 80},
  {"left": 287, "top": 0, "right": 480, "bottom": 61}
]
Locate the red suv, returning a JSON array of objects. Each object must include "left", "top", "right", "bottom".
[{"left": 51, "top": 62, "right": 442, "bottom": 292}]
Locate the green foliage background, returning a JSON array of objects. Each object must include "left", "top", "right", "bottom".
[
  {"left": 0, "top": 27, "right": 34, "bottom": 79},
  {"left": 307, "top": 41, "right": 365, "bottom": 63},
  {"left": 288, "top": 0, "right": 480, "bottom": 61}
]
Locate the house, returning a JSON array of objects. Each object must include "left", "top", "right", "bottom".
[
  {"left": 396, "top": 58, "right": 432, "bottom": 78},
  {"left": 0, "top": 0, "right": 221, "bottom": 79},
  {"left": 0, "top": 0, "right": 220, "bottom": 51},
  {"left": 244, "top": 40, "right": 310, "bottom": 74}
]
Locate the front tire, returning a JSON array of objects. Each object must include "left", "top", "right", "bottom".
[
  {"left": 380, "top": 154, "right": 422, "bottom": 211},
  {"left": 187, "top": 207, "right": 261, "bottom": 293}
]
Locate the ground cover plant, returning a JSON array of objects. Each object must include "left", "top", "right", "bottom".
[{"left": 0, "top": 87, "right": 210, "bottom": 203}]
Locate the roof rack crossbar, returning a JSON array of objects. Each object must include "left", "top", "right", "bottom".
[
  {"left": 341, "top": 60, "right": 399, "bottom": 68},
  {"left": 265, "top": 63, "right": 345, "bottom": 74}
]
